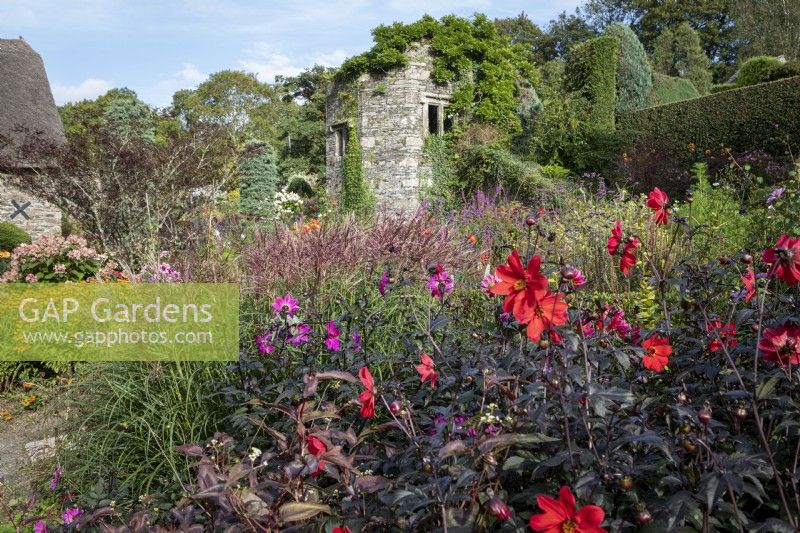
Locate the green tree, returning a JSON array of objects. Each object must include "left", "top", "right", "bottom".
[
  {"left": 583, "top": 0, "right": 738, "bottom": 81},
  {"left": 238, "top": 140, "right": 279, "bottom": 217},
  {"left": 538, "top": 11, "right": 597, "bottom": 62},
  {"left": 171, "top": 70, "right": 280, "bottom": 146},
  {"left": 494, "top": 12, "right": 547, "bottom": 64},
  {"left": 604, "top": 23, "right": 653, "bottom": 113},
  {"left": 733, "top": 0, "right": 800, "bottom": 60},
  {"left": 651, "top": 22, "right": 712, "bottom": 94}
]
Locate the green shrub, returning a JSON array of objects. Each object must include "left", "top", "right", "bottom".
[
  {"left": 710, "top": 83, "right": 736, "bottom": 94},
  {"left": 618, "top": 76, "right": 800, "bottom": 157},
  {"left": 286, "top": 174, "right": 315, "bottom": 198},
  {"left": 675, "top": 163, "right": 749, "bottom": 261},
  {"left": 540, "top": 164, "right": 572, "bottom": 180},
  {"left": 341, "top": 125, "right": 373, "bottom": 215},
  {"left": 648, "top": 73, "right": 700, "bottom": 106},
  {"left": 761, "top": 60, "right": 800, "bottom": 83},
  {"left": 736, "top": 56, "right": 783, "bottom": 87},
  {"left": 603, "top": 23, "right": 653, "bottom": 114},
  {"left": 0, "top": 222, "right": 31, "bottom": 252},
  {"left": 454, "top": 144, "right": 556, "bottom": 200},
  {"left": 565, "top": 36, "right": 619, "bottom": 132},
  {"left": 238, "top": 140, "right": 278, "bottom": 217}
]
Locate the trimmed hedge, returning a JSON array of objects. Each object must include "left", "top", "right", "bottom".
[
  {"left": 0, "top": 222, "right": 31, "bottom": 252},
  {"left": 565, "top": 36, "right": 619, "bottom": 132},
  {"left": 761, "top": 60, "right": 800, "bottom": 83},
  {"left": 736, "top": 56, "right": 783, "bottom": 87},
  {"left": 619, "top": 76, "right": 800, "bottom": 157},
  {"left": 648, "top": 73, "right": 700, "bottom": 106},
  {"left": 604, "top": 24, "right": 652, "bottom": 114}
]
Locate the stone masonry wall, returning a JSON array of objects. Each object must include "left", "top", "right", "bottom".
[
  {"left": 326, "top": 44, "right": 451, "bottom": 214},
  {"left": 0, "top": 176, "right": 61, "bottom": 239}
]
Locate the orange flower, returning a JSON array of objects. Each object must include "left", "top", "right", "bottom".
[
  {"left": 467, "top": 234, "right": 478, "bottom": 245},
  {"left": 358, "top": 367, "right": 375, "bottom": 418},
  {"left": 641, "top": 335, "right": 672, "bottom": 372},
  {"left": 416, "top": 353, "right": 438, "bottom": 388},
  {"left": 490, "top": 250, "right": 549, "bottom": 323},
  {"left": 480, "top": 251, "right": 490, "bottom": 264},
  {"left": 21, "top": 382, "right": 33, "bottom": 390},
  {"left": 0, "top": 410, "right": 11, "bottom": 422},
  {"left": 525, "top": 291, "right": 568, "bottom": 343},
  {"left": 301, "top": 218, "right": 321, "bottom": 234},
  {"left": 22, "top": 394, "right": 37, "bottom": 408}
]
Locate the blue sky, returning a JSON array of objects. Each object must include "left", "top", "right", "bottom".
[{"left": 0, "top": 0, "right": 582, "bottom": 107}]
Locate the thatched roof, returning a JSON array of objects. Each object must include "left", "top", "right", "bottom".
[{"left": 0, "top": 37, "right": 66, "bottom": 167}]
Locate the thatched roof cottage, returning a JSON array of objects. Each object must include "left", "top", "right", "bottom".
[{"left": 0, "top": 37, "right": 63, "bottom": 238}]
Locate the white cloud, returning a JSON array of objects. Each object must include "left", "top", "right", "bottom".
[
  {"left": 237, "top": 43, "right": 304, "bottom": 83},
  {"left": 314, "top": 49, "right": 349, "bottom": 68},
  {"left": 138, "top": 63, "right": 208, "bottom": 108},
  {"left": 51, "top": 78, "right": 112, "bottom": 105}
]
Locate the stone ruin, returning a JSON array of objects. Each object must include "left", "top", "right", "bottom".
[{"left": 325, "top": 44, "right": 453, "bottom": 215}]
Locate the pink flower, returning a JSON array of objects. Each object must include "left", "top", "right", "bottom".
[
  {"left": 49, "top": 466, "right": 63, "bottom": 490},
  {"left": 325, "top": 321, "right": 341, "bottom": 351},
  {"left": 571, "top": 268, "right": 586, "bottom": 287},
  {"left": 34, "top": 521, "right": 47, "bottom": 533},
  {"left": 255, "top": 332, "right": 274, "bottom": 354},
  {"left": 25, "top": 273, "right": 38, "bottom": 283},
  {"left": 272, "top": 293, "right": 300, "bottom": 316},
  {"left": 426, "top": 264, "right": 455, "bottom": 300},
  {"left": 379, "top": 271, "right": 390, "bottom": 296},
  {"left": 288, "top": 323, "right": 311, "bottom": 346},
  {"left": 481, "top": 273, "right": 501, "bottom": 294},
  {"left": 61, "top": 507, "right": 81, "bottom": 525}
]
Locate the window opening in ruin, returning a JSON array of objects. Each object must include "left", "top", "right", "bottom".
[
  {"left": 427, "top": 104, "right": 439, "bottom": 134},
  {"left": 333, "top": 125, "right": 347, "bottom": 157}
]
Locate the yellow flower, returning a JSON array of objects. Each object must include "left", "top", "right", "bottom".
[
  {"left": 0, "top": 410, "right": 12, "bottom": 422},
  {"left": 0, "top": 250, "right": 10, "bottom": 259},
  {"left": 22, "top": 394, "right": 37, "bottom": 407}
]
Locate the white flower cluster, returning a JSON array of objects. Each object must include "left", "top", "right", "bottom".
[
  {"left": 247, "top": 447, "right": 262, "bottom": 462},
  {"left": 273, "top": 187, "right": 304, "bottom": 219}
]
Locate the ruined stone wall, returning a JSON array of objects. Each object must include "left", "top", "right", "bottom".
[
  {"left": 326, "top": 44, "right": 451, "bottom": 214},
  {"left": 0, "top": 176, "right": 61, "bottom": 239}
]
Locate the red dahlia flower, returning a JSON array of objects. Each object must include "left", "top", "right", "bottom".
[
  {"left": 620, "top": 237, "right": 640, "bottom": 276},
  {"left": 706, "top": 320, "right": 737, "bottom": 352},
  {"left": 307, "top": 435, "right": 327, "bottom": 478},
  {"left": 529, "top": 486, "right": 606, "bottom": 533},
  {"left": 758, "top": 324, "right": 800, "bottom": 367},
  {"left": 741, "top": 266, "right": 757, "bottom": 302},
  {"left": 491, "top": 250, "right": 549, "bottom": 323},
  {"left": 525, "top": 291, "right": 568, "bottom": 343},
  {"left": 646, "top": 187, "right": 670, "bottom": 225},
  {"left": 416, "top": 352, "right": 438, "bottom": 388},
  {"left": 641, "top": 334, "right": 672, "bottom": 372},
  {"left": 358, "top": 367, "right": 376, "bottom": 418},
  {"left": 763, "top": 234, "right": 800, "bottom": 286},
  {"left": 332, "top": 527, "right": 352, "bottom": 533},
  {"left": 607, "top": 220, "right": 623, "bottom": 256}
]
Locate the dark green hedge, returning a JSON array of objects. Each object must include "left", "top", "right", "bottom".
[
  {"left": 0, "top": 222, "right": 31, "bottom": 252},
  {"left": 565, "top": 36, "right": 618, "bottom": 132},
  {"left": 619, "top": 75, "right": 800, "bottom": 156}
]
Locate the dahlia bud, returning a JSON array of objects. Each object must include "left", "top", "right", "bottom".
[
  {"left": 698, "top": 408, "right": 712, "bottom": 425},
  {"left": 389, "top": 401, "right": 402, "bottom": 415},
  {"left": 741, "top": 254, "right": 753, "bottom": 264},
  {"left": 561, "top": 266, "right": 576, "bottom": 280},
  {"left": 488, "top": 496, "right": 511, "bottom": 521},
  {"left": 525, "top": 216, "right": 536, "bottom": 227}
]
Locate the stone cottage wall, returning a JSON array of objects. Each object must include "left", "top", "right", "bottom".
[
  {"left": 326, "top": 45, "right": 452, "bottom": 214},
  {"left": 0, "top": 176, "right": 61, "bottom": 239}
]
